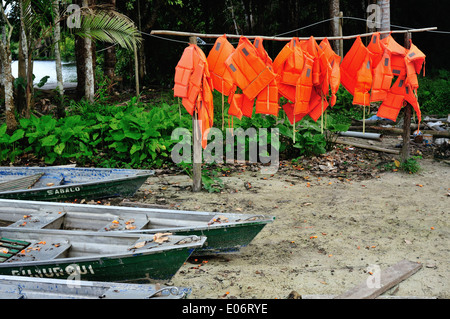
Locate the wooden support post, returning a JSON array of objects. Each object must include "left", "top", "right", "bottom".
[
  {"left": 400, "top": 32, "right": 412, "bottom": 162},
  {"left": 339, "top": 11, "right": 344, "bottom": 58},
  {"left": 189, "top": 36, "right": 202, "bottom": 192}
]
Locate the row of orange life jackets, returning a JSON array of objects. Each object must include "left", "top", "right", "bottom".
[
  {"left": 340, "top": 32, "right": 425, "bottom": 126},
  {"left": 173, "top": 33, "right": 425, "bottom": 147}
]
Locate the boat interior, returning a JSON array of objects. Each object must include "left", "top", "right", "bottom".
[
  {"left": 0, "top": 205, "right": 229, "bottom": 232},
  {"left": 0, "top": 230, "right": 177, "bottom": 263}
]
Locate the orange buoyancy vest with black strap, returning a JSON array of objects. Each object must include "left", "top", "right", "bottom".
[
  {"left": 377, "top": 76, "right": 420, "bottom": 124},
  {"left": 340, "top": 36, "right": 370, "bottom": 95},
  {"left": 274, "top": 38, "right": 304, "bottom": 102},
  {"left": 318, "top": 38, "right": 341, "bottom": 107},
  {"left": 174, "top": 44, "right": 195, "bottom": 99},
  {"left": 174, "top": 44, "right": 206, "bottom": 115},
  {"left": 367, "top": 32, "right": 384, "bottom": 68},
  {"left": 253, "top": 37, "right": 280, "bottom": 116},
  {"left": 174, "top": 44, "right": 214, "bottom": 149},
  {"left": 207, "top": 35, "right": 236, "bottom": 96},
  {"left": 353, "top": 56, "right": 373, "bottom": 106},
  {"left": 367, "top": 32, "right": 393, "bottom": 102},
  {"left": 381, "top": 35, "right": 408, "bottom": 78},
  {"left": 405, "top": 40, "right": 426, "bottom": 90},
  {"left": 376, "top": 76, "right": 406, "bottom": 121},
  {"left": 225, "top": 37, "right": 276, "bottom": 101},
  {"left": 294, "top": 52, "right": 315, "bottom": 115},
  {"left": 301, "top": 36, "right": 331, "bottom": 97},
  {"left": 370, "top": 50, "right": 394, "bottom": 102},
  {"left": 306, "top": 88, "right": 330, "bottom": 122}
]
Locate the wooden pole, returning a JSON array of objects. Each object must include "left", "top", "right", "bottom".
[
  {"left": 400, "top": 32, "right": 412, "bottom": 162},
  {"left": 189, "top": 36, "right": 202, "bottom": 192},
  {"left": 134, "top": 42, "right": 140, "bottom": 100},
  {"left": 151, "top": 27, "right": 437, "bottom": 42},
  {"left": 339, "top": 11, "right": 344, "bottom": 58}
]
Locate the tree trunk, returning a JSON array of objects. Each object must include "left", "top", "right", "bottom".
[
  {"left": 74, "top": 0, "right": 96, "bottom": 101},
  {"left": 103, "top": 0, "right": 117, "bottom": 84},
  {"left": 82, "top": 0, "right": 95, "bottom": 103},
  {"left": 0, "top": 8, "right": 18, "bottom": 133},
  {"left": 53, "top": 0, "right": 65, "bottom": 117},
  {"left": 17, "top": 32, "right": 27, "bottom": 115},
  {"left": 329, "top": 0, "right": 340, "bottom": 56},
  {"left": 378, "top": 0, "right": 390, "bottom": 39},
  {"left": 17, "top": 0, "right": 28, "bottom": 116}
]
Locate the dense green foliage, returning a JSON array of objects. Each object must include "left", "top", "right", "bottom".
[
  {"left": 0, "top": 91, "right": 350, "bottom": 168},
  {"left": 418, "top": 69, "right": 450, "bottom": 116},
  {"left": 0, "top": 98, "right": 187, "bottom": 168}
]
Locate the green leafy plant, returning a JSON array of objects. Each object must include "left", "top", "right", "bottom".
[{"left": 400, "top": 156, "right": 421, "bottom": 174}]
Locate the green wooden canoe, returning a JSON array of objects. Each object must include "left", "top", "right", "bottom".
[
  {"left": 0, "top": 227, "right": 205, "bottom": 282},
  {"left": 0, "top": 199, "right": 275, "bottom": 255},
  {"left": 0, "top": 167, "right": 154, "bottom": 201}
]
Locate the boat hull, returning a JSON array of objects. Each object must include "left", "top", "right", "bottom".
[
  {"left": 0, "top": 247, "right": 196, "bottom": 282},
  {"left": 0, "top": 199, "right": 274, "bottom": 255},
  {"left": 0, "top": 167, "right": 153, "bottom": 201},
  {"left": 0, "top": 228, "right": 205, "bottom": 282},
  {"left": 0, "top": 275, "right": 191, "bottom": 299}
]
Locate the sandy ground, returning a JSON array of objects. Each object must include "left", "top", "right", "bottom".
[{"left": 130, "top": 138, "right": 449, "bottom": 299}]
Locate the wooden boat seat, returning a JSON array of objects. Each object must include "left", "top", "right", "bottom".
[
  {"left": 6, "top": 240, "right": 71, "bottom": 263},
  {"left": 8, "top": 211, "right": 67, "bottom": 230},
  {"left": 0, "top": 173, "right": 44, "bottom": 192},
  {"left": 98, "top": 217, "right": 149, "bottom": 232},
  {"left": 32, "top": 174, "right": 65, "bottom": 189},
  {"left": 0, "top": 238, "right": 31, "bottom": 263}
]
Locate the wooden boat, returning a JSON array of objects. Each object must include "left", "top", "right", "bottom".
[
  {"left": 0, "top": 199, "right": 274, "bottom": 254},
  {"left": 0, "top": 227, "right": 205, "bottom": 282},
  {"left": 0, "top": 275, "right": 191, "bottom": 299},
  {"left": 0, "top": 166, "right": 154, "bottom": 201}
]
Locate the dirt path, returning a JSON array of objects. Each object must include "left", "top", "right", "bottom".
[{"left": 131, "top": 145, "right": 449, "bottom": 299}]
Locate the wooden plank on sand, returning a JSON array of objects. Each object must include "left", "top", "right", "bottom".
[{"left": 334, "top": 260, "right": 423, "bottom": 299}]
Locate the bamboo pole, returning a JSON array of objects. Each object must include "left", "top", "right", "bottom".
[{"left": 151, "top": 27, "right": 437, "bottom": 42}]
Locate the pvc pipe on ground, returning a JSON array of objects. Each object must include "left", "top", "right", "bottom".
[{"left": 339, "top": 131, "right": 382, "bottom": 140}]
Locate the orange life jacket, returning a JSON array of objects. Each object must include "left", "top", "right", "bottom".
[
  {"left": 225, "top": 37, "right": 276, "bottom": 101},
  {"left": 367, "top": 32, "right": 393, "bottom": 102},
  {"left": 174, "top": 44, "right": 214, "bottom": 149},
  {"left": 274, "top": 38, "right": 304, "bottom": 102},
  {"left": 306, "top": 89, "right": 330, "bottom": 122},
  {"left": 352, "top": 56, "right": 372, "bottom": 106},
  {"left": 381, "top": 35, "right": 408, "bottom": 78},
  {"left": 253, "top": 37, "right": 280, "bottom": 116},
  {"left": 405, "top": 40, "right": 426, "bottom": 90},
  {"left": 318, "top": 38, "right": 341, "bottom": 107},
  {"left": 297, "top": 37, "right": 332, "bottom": 121},
  {"left": 294, "top": 52, "right": 315, "bottom": 115},
  {"left": 300, "top": 36, "right": 331, "bottom": 95},
  {"left": 370, "top": 50, "right": 393, "bottom": 102},
  {"left": 282, "top": 102, "right": 302, "bottom": 125},
  {"left": 376, "top": 76, "right": 420, "bottom": 123},
  {"left": 207, "top": 35, "right": 235, "bottom": 96},
  {"left": 340, "top": 36, "right": 371, "bottom": 95},
  {"left": 227, "top": 91, "right": 243, "bottom": 120},
  {"left": 367, "top": 32, "right": 384, "bottom": 68},
  {"left": 174, "top": 44, "right": 195, "bottom": 99}
]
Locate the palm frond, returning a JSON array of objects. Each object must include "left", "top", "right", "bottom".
[{"left": 76, "top": 9, "right": 142, "bottom": 51}]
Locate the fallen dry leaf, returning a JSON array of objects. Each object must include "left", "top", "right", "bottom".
[
  {"left": 153, "top": 232, "right": 172, "bottom": 244},
  {"left": 130, "top": 241, "right": 146, "bottom": 250}
]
